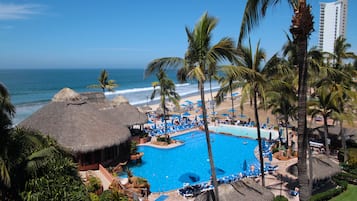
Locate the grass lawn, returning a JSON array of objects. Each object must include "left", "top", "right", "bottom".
[{"left": 330, "top": 184, "right": 357, "bottom": 201}]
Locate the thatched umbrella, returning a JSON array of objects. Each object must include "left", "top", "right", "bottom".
[
  {"left": 195, "top": 178, "right": 274, "bottom": 201},
  {"left": 19, "top": 88, "right": 131, "bottom": 153},
  {"left": 287, "top": 155, "right": 341, "bottom": 181}
]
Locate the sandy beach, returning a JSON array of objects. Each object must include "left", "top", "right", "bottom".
[{"left": 147, "top": 89, "right": 278, "bottom": 128}]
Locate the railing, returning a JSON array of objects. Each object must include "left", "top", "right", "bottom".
[{"left": 99, "top": 164, "right": 114, "bottom": 184}]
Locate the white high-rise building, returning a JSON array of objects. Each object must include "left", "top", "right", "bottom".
[{"left": 318, "top": 0, "right": 348, "bottom": 53}]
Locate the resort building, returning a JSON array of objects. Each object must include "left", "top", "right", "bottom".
[
  {"left": 19, "top": 88, "right": 147, "bottom": 170},
  {"left": 318, "top": 0, "right": 348, "bottom": 53}
]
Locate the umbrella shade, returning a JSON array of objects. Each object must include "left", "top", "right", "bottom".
[
  {"left": 208, "top": 167, "right": 226, "bottom": 176},
  {"left": 268, "top": 153, "right": 273, "bottom": 161},
  {"left": 232, "top": 92, "right": 239, "bottom": 97},
  {"left": 243, "top": 160, "right": 248, "bottom": 171},
  {"left": 228, "top": 108, "right": 236, "bottom": 112},
  {"left": 211, "top": 112, "right": 217, "bottom": 115},
  {"left": 199, "top": 114, "right": 208, "bottom": 119},
  {"left": 221, "top": 113, "right": 229, "bottom": 117},
  {"left": 238, "top": 114, "right": 246, "bottom": 118},
  {"left": 183, "top": 111, "right": 191, "bottom": 116},
  {"left": 185, "top": 100, "right": 193, "bottom": 104},
  {"left": 181, "top": 104, "right": 187, "bottom": 107},
  {"left": 179, "top": 172, "right": 200, "bottom": 183}
]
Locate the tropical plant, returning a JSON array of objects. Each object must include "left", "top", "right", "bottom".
[
  {"left": 239, "top": 1, "right": 314, "bottom": 199},
  {"left": 88, "top": 69, "right": 118, "bottom": 92},
  {"left": 333, "top": 36, "right": 356, "bottom": 69},
  {"left": 235, "top": 40, "right": 267, "bottom": 186},
  {"left": 215, "top": 66, "right": 243, "bottom": 123},
  {"left": 150, "top": 69, "right": 180, "bottom": 135},
  {"left": 0, "top": 83, "right": 15, "bottom": 191},
  {"left": 308, "top": 86, "right": 339, "bottom": 155},
  {"left": 145, "top": 12, "right": 236, "bottom": 201}
]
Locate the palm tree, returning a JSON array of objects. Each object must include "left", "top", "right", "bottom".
[
  {"left": 0, "top": 82, "right": 15, "bottom": 190},
  {"left": 207, "top": 62, "right": 220, "bottom": 120},
  {"left": 87, "top": 69, "right": 118, "bottom": 92},
  {"left": 236, "top": 40, "right": 267, "bottom": 186},
  {"left": 145, "top": 12, "right": 236, "bottom": 201},
  {"left": 215, "top": 66, "right": 243, "bottom": 124},
  {"left": 308, "top": 86, "right": 339, "bottom": 155},
  {"left": 333, "top": 36, "right": 356, "bottom": 69},
  {"left": 265, "top": 79, "right": 298, "bottom": 148},
  {"left": 150, "top": 70, "right": 180, "bottom": 135},
  {"left": 217, "top": 40, "right": 268, "bottom": 186},
  {"left": 239, "top": 1, "right": 314, "bottom": 199}
]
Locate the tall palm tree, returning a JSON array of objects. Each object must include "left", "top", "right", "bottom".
[
  {"left": 145, "top": 12, "right": 236, "bottom": 201},
  {"left": 265, "top": 79, "right": 298, "bottom": 148},
  {"left": 217, "top": 40, "right": 268, "bottom": 186},
  {"left": 333, "top": 36, "right": 356, "bottom": 69},
  {"left": 215, "top": 66, "right": 243, "bottom": 123},
  {"left": 87, "top": 69, "right": 118, "bottom": 92},
  {"left": 239, "top": 1, "right": 314, "bottom": 199},
  {"left": 308, "top": 86, "right": 339, "bottom": 155},
  {"left": 236, "top": 40, "right": 267, "bottom": 186},
  {"left": 150, "top": 70, "right": 180, "bottom": 135},
  {"left": 207, "top": 62, "right": 220, "bottom": 120}
]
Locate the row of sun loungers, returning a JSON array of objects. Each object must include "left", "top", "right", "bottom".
[
  {"left": 177, "top": 163, "right": 279, "bottom": 198},
  {"left": 145, "top": 120, "right": 204, "bottom": 136}
]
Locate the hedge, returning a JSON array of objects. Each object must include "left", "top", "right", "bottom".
[{"left": 309, "top": 175, "right": 348, "bottom": 201}]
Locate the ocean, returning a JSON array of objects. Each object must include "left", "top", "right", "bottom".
[{"left": 0, "top": 68, "right": 220, "bottom": 125}]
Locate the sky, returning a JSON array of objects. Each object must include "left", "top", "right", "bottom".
[{"left": 0, "top": 0, "right": 356, "bottom": 69}]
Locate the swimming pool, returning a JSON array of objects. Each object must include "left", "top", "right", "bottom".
[
  {"left": 208, "top": 124, "right": 279, "bottom": 140},
  {"left": 128, "top": 131, "right": 259, "bottom": 192}
]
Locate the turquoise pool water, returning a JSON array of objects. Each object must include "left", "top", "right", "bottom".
[
  {"left": 208, "top": 125, "right": 279, "bottom": 140},
  {"left": 128, "top": 131, "right": 259, "bottom": 192}
]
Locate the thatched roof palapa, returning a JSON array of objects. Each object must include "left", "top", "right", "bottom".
[
  {"left": 19, "top": 88, "right": 131, "bottom": 153},
  {"left": 103, "top": 95, "right": 147, "bottom": 126},
  {"left": 288, "top": 155, "right": 341, "bottom": 181},
  {"left": 195, "top": 178, "right": 274, "bottom": 201}
]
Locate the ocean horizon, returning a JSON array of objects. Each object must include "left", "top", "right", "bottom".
[{"left": 0, "top": 68, "right": 220, "bottom": 125}]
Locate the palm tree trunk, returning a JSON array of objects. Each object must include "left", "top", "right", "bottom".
[
  {"left": 339, "top": 121, "right": 348, "bottom": 163},
  {"left": 323, "top": 115, "right": 330, "bottom": 155},
  {"left": 162, "top": 96, "right": 167, "bottom": 135},
  {"left": 230, "top": 83, "right": 235, "bottom": 124},
  {"left": 285, "top": 115, "right": 289, "bottom": 149},
  {"left": 253, "top": 87, "right": 265, "bottom": 187},
  {"left": 200, "top": 80, "right": 219, "bottom": 201},
  {"left": 209, "top": 78, "right": 216, "bottom": 121},
  {"left": 290, "top": 1, "right": 313, "bottom": 200}
]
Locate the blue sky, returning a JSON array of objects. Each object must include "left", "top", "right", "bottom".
[{"left": 0, "top": 0, "right": 356, "bottom": 69}]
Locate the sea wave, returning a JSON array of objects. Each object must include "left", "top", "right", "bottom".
[{"left": 104, "top": 83, "right": 190, "bottom": 96}]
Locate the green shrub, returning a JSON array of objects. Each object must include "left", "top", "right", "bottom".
[
  {"left": 309, "top": 174, "right": 348, "bottom": 201},
  {"left": 87, "top": 176, "right": 102, "bottom": 193},
  {"left": 130, "top": 141, "right": 138, "bottom": 154},
  {"left": 272, "top": 147, "right": 280, "bottom": 154},
  {"left": 274, "top": 195, "right": 288, "bottom": 201},
  {"left": 89, "top": 193, "right": 99, "bottom": 201}
]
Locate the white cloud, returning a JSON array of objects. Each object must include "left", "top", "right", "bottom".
[{"left": 0, "top": 3, "right": 44, "bottom": 20}]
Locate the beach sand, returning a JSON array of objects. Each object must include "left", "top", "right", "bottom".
[{"left": 147, "top": 89, "right": 278, "bottom": 127}]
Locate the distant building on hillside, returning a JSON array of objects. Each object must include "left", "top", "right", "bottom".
[{"left": 318, "top": 0, "right": 348, "bottom": 53}]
